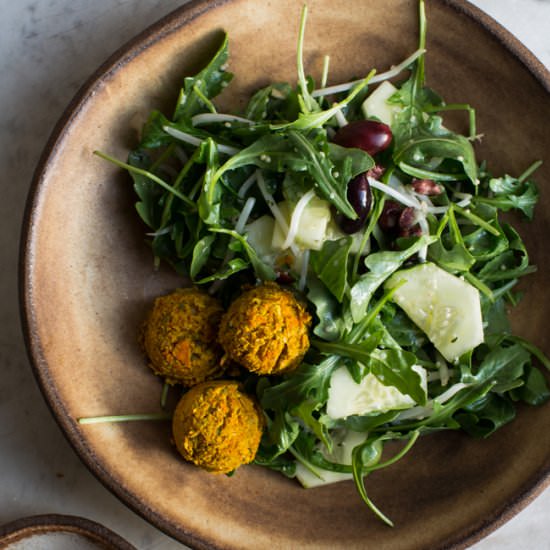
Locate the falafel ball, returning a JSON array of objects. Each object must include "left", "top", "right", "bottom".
[
  {"left": 218, "top": 282, "right": 311, "bottom": 376},
  {"left": 142, "top": 287, "right": 225, "bottom": 386},
  {"left": 172, "top": 380, "right": 264, "bottom": 473}
]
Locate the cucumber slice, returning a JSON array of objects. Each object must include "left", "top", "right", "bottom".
[
  {"left": 272, "top": 198, "right": 332, "bottom": 251},
  {"left": 295, "top": 462, "right": 352, "bottom": 488},
  {"left": 244, "top": 214, "right": 276, "bottom": 259},
  {"left": 294, "top": 430, "right": 382, "bottom": 488},
  {"left": 385, "top": 262, "right": 484, "bottom": 362},
  {"left": 326, "top": 365, "right": 427, "bottom": 419},
  {"left": 361, "top": 81, "right": 400, "bottom": 126}
]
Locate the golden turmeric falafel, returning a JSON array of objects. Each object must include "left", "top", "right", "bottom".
[
  {"left": 142, "top": 287, "right": 225, "bottom": 386},
  {"left": 218, "top": 282, "right": 311, "bottom": 376},
  {"left": 172, "top": 380, "right": 264, "bottom": 473}
]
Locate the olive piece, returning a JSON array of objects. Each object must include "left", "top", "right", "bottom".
[
  {"left": 378, "top": 200, "right": 403, "bottom": 233},
  {"left": 336, "top": 173, "right": 372, "bottom": 234},
  {"left": 332, "top": 120, "right": 393, "bottom": 156}
]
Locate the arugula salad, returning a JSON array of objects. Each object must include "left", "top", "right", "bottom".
[{"left": 96, "top": 0, "right": 550, "bottom": 525}]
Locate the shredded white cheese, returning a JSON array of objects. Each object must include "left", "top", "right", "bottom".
[
  {"left": 367, "top": 177, "right": 421, "bottom": 208},
  {"left": 238, "top": 172, "right": 258, "bottom": 198},
  {"left": 235, "top": 197, "right": 256, "bottom": 234},
  {"left": 312, "top": 48, "right": 426, "bottom": 98},
  {"left": 162, "top": 125, "right": 240, "bottom": 156},
  {"left": 256, "top": 171, "right": 300, "bottom": 258},
  {"left": 191, "top": 113, "right": 254, "bottom": 126},
  {"left": 282, "top": 189, "right": 316, "bottom": 249},
  {"left": 333, "top": 104, "right": 348, "bottom": 128}
]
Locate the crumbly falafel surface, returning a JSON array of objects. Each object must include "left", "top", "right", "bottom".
[
  {"left": 172, "top": 380, "right": 264, "bottom": 473},
  {"left": 218, "top": 282, "right": 311, "bottom": 375},
  {"left": 142, "top": 287, "right": 225, "bottom": 386}
]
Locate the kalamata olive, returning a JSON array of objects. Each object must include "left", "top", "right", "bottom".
[
  {"left": 378, "top": 200, "right": 403, "bottom": 233},
  {"left": 276, "top": 271, "right": 294, "bottom": 285},
  {"left": 335, "top": 173, "right": 372, "bottom": 234},
  {"left": 366, "top": 164, "right": 386, "bottom": 180},
  {"left": 398, "top": 207, "right": 422, "bottom": 237},
  {"left": 332, "top": 120, "right": 393, "bottom": 156},
  {"left": 411, "top": 178, "right": 443, "bottom": 196}
]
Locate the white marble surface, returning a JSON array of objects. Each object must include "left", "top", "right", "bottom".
[{"left": 1, "top": 1, "right": 549, "bottom": 549}]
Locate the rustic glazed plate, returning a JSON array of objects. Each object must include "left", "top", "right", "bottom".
[
  {"left": 0, "top": 514, "right": 136, "bottom": 549},
  {"left": 21, "top": 0, "right": 550, "bottom": 549}
]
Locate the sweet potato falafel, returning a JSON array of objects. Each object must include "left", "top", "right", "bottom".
[
  {"left": 218, "top": 282, "right": 311, "bottom": 375},
  {"left": 172, "top": 380, "right": 265, "bottom": 473},
  {"left": 142, "top": 287, "right": 225, "bottom": 386}
]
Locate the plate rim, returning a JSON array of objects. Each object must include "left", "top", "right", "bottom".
[{"left": 0, "top": 513, "right": 137, "bottom": 549}]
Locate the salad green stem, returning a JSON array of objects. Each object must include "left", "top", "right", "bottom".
[
  {"left": 425, "top": 103, "right": 477, "bottom": 140},
  {"left": 397, "top": 162, "right": 465, "bottom": 182},
  {"left": 366, "top": 431, "right": 420, "bottom": 473},
  {"left": 452, "top": 204, "right": 500, "bottom": 236},
  {"left": 78, "top": 412, "right": 172, "bottom": 425},
  {"left": 518, "top": 159, "right": 542, "bottom": 183},
  {"left": 94, "top": 150, "right": 196, "bottom": 208},
  {"left": 297, "top": 4, "right": 316, "bottom": 113}
]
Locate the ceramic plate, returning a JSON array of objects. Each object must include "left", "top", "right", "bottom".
[
  {"left": 21, "top": 1, "right": 550, "bottom": 548},
  {"left": 0, "top": 514, "right": 136, "bottom": 550}
]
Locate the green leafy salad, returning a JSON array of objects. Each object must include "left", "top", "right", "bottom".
[{"left": 96, "top": 0, "right": 550, "bottom": 525}]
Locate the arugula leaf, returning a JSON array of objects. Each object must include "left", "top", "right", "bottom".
[
  {"left": 254, "top": 445, "right": 297, "bottom": 477},
  {"left": 174, "top": 33, "right": 233, "bottom": 121},
  {"left": 310, "top": 237, "right": 353, "bottom": 302},
  {"left": 514, "top": 366, "right": 550, "bottom": 406},
  {"left": 306, "top": 276, "right": 346, "bottom": 341},
  {"left": 470, "top": 343, "right": 531, "bottom": 386},
  {"left": 245, "top": 82, "right": 301, "bottom": 122},
  {"left": 388, "top": 381, "right": 496, "bottom": 434},
  {"left": 381, "top": 304, "right": 427, "bottom": 349},
  {"left": 481, "top": 296, "right": 512, "bottom": 348},
  {"left": 428, "top": 209, "right": 476, "bottom": 272},
  {"left": 476, "top": 224, "right": 535, "bottom": 283},
  {"left": 454, "top": 393, "right": 516, "bottom": 437},
  {"left": 395, "top": 128, "right": 478, "bottom": 184},
  {"left": 190, "top": 234, "right": 215, "bottom": 279},
  {"left": 286, "top": 130, "right": 359, "bottom": 219},
  {"left": 476, "top": 173, "right": 539, "bottom": 220},
  {"left": 291, "top": 399, "right": 331, "bottom": 449},
  {"left": 370, "top": 348, "right": 426, "bottom": 404},
  {"left": 209, "top": 228, "right": 277, "bottom": 281},
  {"left": 193, "top": 257, "right": 249, "bottom": 284},
  {"left": 335, "top": 410, "right": 401, "bottom": 432},
  {"left": 461, "top": 225, "right": 509, "bottom": 263},
  {"left": 261, "top": 356, "right": 339, "bottom": 412},
  {"left": 328, "top": 142, "right": 375, "bottom": 184},
  {"left": 267, "top": 410, "right": 301, "bottom": 458},
  {"left": 197, "top": 138, "right": 222, "bottom": 224},
  {"left": 139, "top": 110, "right": 175, "bottom": 149}
]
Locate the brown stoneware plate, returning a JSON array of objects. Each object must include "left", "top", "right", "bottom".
[
  {"left": 0, "top": 514, "right": 136, "bottom": 549},
  {"left": 20, "top": 1, "right": 550, "bottom": 549}
]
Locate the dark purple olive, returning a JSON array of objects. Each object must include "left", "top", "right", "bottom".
[
  {"left": 332, "top": 120, "right": 393, "bottom": 156},
  {"left": 398, "top": 207, "right": 422, "bottom": 238},
  {"left": 411, "top": 178, "right": 443, "bottom": 196},
  {"left": 275, "top": 271, "right": 294, "bottom": 285},
  {"left": 378, "top": 200, "right": 404, "bottom": 233},
  {"left": 336, "top": 173, "right": 372, "bottom": 234}
]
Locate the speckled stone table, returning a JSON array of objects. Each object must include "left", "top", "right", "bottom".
[{"left": 1, "top": 1, "right": 549, "bottom": 549}]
